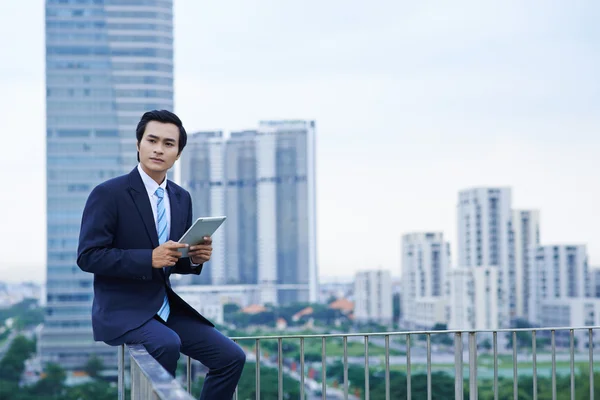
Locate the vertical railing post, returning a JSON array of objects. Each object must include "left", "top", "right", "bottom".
[
  {"left": 570, "top": 329, "right": 575, "bottom": 400},
  {"left": 130, "top": 360, "right": 138, "bottom": 400},
  {"left": 322, "top": 336, "right": 327, "bottom": 400},
  {"left": 469, "top": 332, "right": 477, "bottom": 400},
  {"left": 255, "top": 339, "right": 261, "bottom": 400},
  {"left": 455, "top": 332, "right": 463, "bottom": 400},
  {"left": 118, "top": 345, "right": 125, "bottom": 400},
  {"left": 407, "top": 334, "right": 412, "bottom": 400},
  {"left": 493, "top": 331, "right": 498, "bottom": 400},
  {"left": 551, "top": 330, "right": 556, "bottom": 400},
  {"left": 278, "top": 338, "right": 283, "bottom": 400},
  {"left": 533, "top": 330, "right": 538, "bottom": 400},
  {"left": 590, "top": 329, "right": 594, "bottom": 400},
  {"left": 343, "top": 336, "right": 348, "bottom": 400},
  {"left": 513, "top": 331, "right": 518, "bottom": 399},
  {"left": 300, "top": 337, "right": 305, "bottom": 400},
  {"left": 364, "top": 335, "right": 369, "bottom": 400},
  {"left": 427, "top": 333, "right": 432, "bottom": 400},
  {"left": 385, "top": 335, "right": 390, "bottom": 400}
]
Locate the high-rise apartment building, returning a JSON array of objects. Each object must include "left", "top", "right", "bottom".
[
  {"left": 512, "top": 210, "right": 540, "bottom": 320},
  {"left": 457, "top": 188, "right": 515, "bottom": 327},
  {"left": 400, "top": 232, "right": 450, "bottom": 329},
  {"left": 446, "top": 266, "right": 499, "bottom": 330},
  {"left": 529, "top": 245, "right": 590, "bottom": 325},
  {"left": 354, "top": 270, "right": 393, "bottom": 325},
  {"left": 42, "top": 0, "right": 174, "bottom": 368}
]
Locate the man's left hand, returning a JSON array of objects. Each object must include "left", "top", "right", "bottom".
[{"left": 189, "top": 236, "right": 212, "bottom": 265}]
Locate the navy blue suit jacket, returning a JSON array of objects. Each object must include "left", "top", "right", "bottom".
[{"left": 77, "top": 167, "right": 213, "bottom": 342}]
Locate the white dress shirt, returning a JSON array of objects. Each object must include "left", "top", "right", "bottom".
[
  {"left": 137, "top": 163, "right": 170, "bottom": 240},
  {"left": 137, "top": 164, "right": 199, "bottom": 266}
]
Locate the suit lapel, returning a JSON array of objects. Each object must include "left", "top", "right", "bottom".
[{"left": 128, "top": 168, "right": 159, "bottom": 248}]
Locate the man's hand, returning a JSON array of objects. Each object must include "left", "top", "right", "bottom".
[
  {"left": 189, "top": 236, "right": 212, "bottom": 265},
  {"left": 152, "top": 240, "right": 189, "bottom": 268}
]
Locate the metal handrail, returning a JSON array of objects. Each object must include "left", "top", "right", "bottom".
[
  {"left": 118, "top": 326, "right": 599, "bottom": 400},
  {"left": 118, "top": 344, "right": 195, "bottom": 400},
  {"left": 229, "top": 324, "right": 600, "bottom": 340}
]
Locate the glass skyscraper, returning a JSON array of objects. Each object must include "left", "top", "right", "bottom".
[
  {"left": 256, "top": 120, "right": 317, "bottom": 305},
  {"left": 179, "top": 131, "right": 226, "bottom": 286},
  {"left": 225, "top": 131, "right": 259, "bottom": 287},
  {"left": 179, "top": 121, "right": 318, "bottom": 305},
  {"left": 41, "top": 0, "right": 174, "bottom": 369}
]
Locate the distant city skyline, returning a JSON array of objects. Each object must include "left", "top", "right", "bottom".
[{"left": 1, "top": 1, "right": 600, "bottom": 282}]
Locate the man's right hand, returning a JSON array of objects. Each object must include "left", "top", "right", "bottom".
[{"left": 152, "top": 241, "right": 189, "bottom": 268}]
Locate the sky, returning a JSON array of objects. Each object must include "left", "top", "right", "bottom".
[{"left": 0, "top": 0, "right": 599, "bottom": 283}]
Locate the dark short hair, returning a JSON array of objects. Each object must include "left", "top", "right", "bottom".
[{"left": 136, "top": 110, "right": 188, "bottom": 161}]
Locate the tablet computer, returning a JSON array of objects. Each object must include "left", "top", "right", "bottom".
[{"left": 177, "top": 216, "right": 226, "bottom": 257}]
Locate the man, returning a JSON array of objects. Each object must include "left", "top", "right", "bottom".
[{"left": 77, "top": 110, "right": 245, "bottom": 399}]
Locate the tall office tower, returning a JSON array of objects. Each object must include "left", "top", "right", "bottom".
[
  {"left": 42, "top": 0, "right": 174, "bottom": 368},
  {"left": 401, "top": 233, "right": 450, "bottom": 329},
  {"left": 512, "top": 210, "right": 540, "bottom": 320},
  {"left": 179, "top": 131, "right": 225, "bottom": 285},
  {"left": 224, "top": 131, "right": 259, "bottom": 286},
  {"left": 354, "top": 270, "right": 393, "bottom": 325},
  {"left": 457, "top": 188, "right": 515, "bottom": 327},
  {"left": 255, "top": 120, "right": 318, "bottom": 305},
  {"left": 529, "top": 245, "right": 590, "bottom": 324}
]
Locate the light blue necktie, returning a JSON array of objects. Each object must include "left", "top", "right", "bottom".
[{"left": 155, "top": 187, "right": 170, "bottom": 322}]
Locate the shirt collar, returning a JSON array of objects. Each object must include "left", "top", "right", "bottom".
[{"left": 137, "top": 163, "right": 167, "bottom": 198}]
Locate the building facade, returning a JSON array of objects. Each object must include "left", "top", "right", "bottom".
[
  {"left": 42, "top": 0, "right": 174, "bottom": 368},
  {"left": 529, "top": 245, "right": 590, "bottom": 325},
  {"left": 400, "top": 232, "right": 450, "bottom": 329},
  {"left": 255, "top": 120, "right": 318, "bottom": 305},
  {"left": 512, "top": 210, "right": 540, "bottom": 320},
  {"left": 354, "top": 270, "right": 393, "bottom": 325},
  {"left": 224, "top": 131, "right": 259, "bottom": 286},
  {"left": 591, "top": 267, "right": 600, "bottom": 298},
  {"left": 178, "top": 121, "right": 318, "bottom": 306},
  {"left": 446, "top": 268, "right": 474, "bottom": 330},
  {"left": 457, "top": 187, "right": 515, "bottom": 327},
  {"left": 179, "top": 131, "right": 225, "bottom": 286},
  {"left": 446, "top": 266, "right": 499, "bottom": 330}
]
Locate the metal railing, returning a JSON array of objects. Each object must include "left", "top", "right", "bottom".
[
  {"left": 119, "top": 326, "right": 599, "bottom": 399},
  {"left": 118, "top": 344, "right": 195, "bottom": 400}
]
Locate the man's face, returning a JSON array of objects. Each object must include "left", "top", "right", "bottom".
[{"left": 137, "top": 120, "right": 181, "bottom": 177}]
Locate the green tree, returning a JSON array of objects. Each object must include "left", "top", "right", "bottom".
[
  {"left": 223, "top": 303, "right": 240, "bottom": 316},
  {"left": 64, "top": 381, "right": 118, "bottom": 400},
  {"left": 83, "top": 354, "right": 104, "bottom": 378},
  {"left": 236, "top": 363, "right": 300, "bottom": 399},
  {"left": 31, "top": 363, "right": 67, "bottom": 398},
  {"left": 0, "top": 335, "right": 36, "bottom": 381}
]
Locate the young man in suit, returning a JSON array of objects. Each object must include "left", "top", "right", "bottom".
[{"left": 77, "top": 110, "right": 245, "bottom": 399}]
